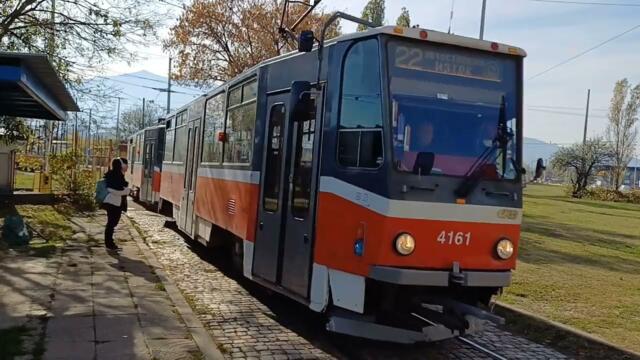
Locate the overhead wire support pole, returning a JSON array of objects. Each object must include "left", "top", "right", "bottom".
[
  {"left": 141, "top": 98, "right": 146, "bottom": 130},
  {"left": 480, "top": 0, "right": 487, "bottom": 39},
  {"left": 116, "top": 97, "right": 121, "bottom": 143},
  {"left": 583, "top": 89, "right": 590, "bottom": 144},
  {"left": 166, "top": 58, "right": 172, "bottom": 114}
]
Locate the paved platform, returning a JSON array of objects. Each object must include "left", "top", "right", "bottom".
[{"left": 0, "top": 211, "right": 212, "bottom": 360}]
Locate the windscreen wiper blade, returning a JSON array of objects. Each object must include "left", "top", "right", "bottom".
[{"left": 454, "top": 97, "right": 508, "bottom": 198}]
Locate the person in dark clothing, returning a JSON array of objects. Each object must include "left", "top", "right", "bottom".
[{"left": 103, "top": 157, "right": 130, "bottom": 250}]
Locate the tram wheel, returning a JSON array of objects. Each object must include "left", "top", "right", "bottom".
[{"left": 231, "top": 238, "right": 244, "bottom": 273}]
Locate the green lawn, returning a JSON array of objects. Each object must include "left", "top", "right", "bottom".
[
  {"left": 14, "top": 171, "right": 35, "bottom": 190},
  {"left": 0, "top": 204, "right": 74, "bottom": 257},
  {"left": 502, "top": 184, "right": 640, "bottom": 353}
]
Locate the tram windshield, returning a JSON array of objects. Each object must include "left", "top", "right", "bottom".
[{"left": 387, "top": 39, "right": 519, "bottom": 180}]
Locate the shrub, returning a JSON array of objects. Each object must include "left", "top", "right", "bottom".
[
  {"left": 584, "top": 188, "right": 640, "bottom": 204},
  {"left": 15, "top": 154, "right": 43, "bottom": 172},
  {"left": 49, "top": 150, "right": 97, "bottom": 211}
]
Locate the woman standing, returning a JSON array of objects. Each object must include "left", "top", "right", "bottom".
[{"left": 103, "top": 157, "right": 130, "bottom": 250}]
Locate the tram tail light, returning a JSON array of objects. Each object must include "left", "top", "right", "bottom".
[{"left": 217, "top": 132, "right": 227, "bottom": 142}]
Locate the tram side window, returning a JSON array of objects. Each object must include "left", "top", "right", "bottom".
[
  {"left": 174, "top": 125, "right": 188, "bottom": 163},
  {"left": 202, "top": 93, "right": 225, "bottom": 163},
  {"left": 263, "top": 104, "right": 286, "bottom": 212},
  {"left": 224, "top": 79, "right": 257, "bottom": 164},
  {"left": 164, "top": 129, "right": 175, "bottom": 162},
  {"left": 338, "top": 39, "right": 383, "bottom": 168}
]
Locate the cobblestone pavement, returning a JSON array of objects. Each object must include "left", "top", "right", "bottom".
[
  {"left": 1, "top": 211, "right": 203, "bottom": 360},
  {"left": 128, "top": 208, "right": 569, "bottom": 360}
]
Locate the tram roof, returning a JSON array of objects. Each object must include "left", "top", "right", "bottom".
[
  {"left": 335, "top": 26, "right": 527, "bottom": 57},
  {"left": 251, "top": 25, "right": 527, "bottom": 71},
  {"left": 164, "top": 25, "right": 527, "bottom": 120}
]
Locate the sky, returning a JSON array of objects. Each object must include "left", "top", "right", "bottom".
[{"left": 104, "top": 0, "right": 640, "bottom": 148}]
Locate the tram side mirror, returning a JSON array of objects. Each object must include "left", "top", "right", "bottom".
[
  {"left": 533, "top": 158, "right": 546, "bottom": 181},
  {"left": 298, "top": 30, "right": 315, "bottom": 52},
  {"left": 289, "top": 81, "right": 313, "bottom": 122},
  {"left": 413, "top": 152, "right": 435, "bottom": 175}
]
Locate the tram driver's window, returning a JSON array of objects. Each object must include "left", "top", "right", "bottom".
[{"left": 338, "top": 39, "right": 383, "bottom": 168}]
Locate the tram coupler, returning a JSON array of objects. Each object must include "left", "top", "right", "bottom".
[{"left": 419, "top": 297, "right": 505, "bottom": 326}]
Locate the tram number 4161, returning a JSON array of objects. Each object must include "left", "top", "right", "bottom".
[{"left": 437, "top": 231, "right": 472, "bottom": 246}]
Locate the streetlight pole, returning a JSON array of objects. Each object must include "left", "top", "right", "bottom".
[{"left": 479, "top": 0, "right": 487, "bottom": 40}]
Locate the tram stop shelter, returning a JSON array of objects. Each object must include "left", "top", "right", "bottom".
[{"left": 0, "top": 52, "right": 79, "bottom": 193}]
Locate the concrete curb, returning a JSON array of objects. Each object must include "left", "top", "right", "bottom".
[
  {"left": 495, "top": 301, "right": 640, "bottom": 359},
  {"left": 125, "top": 215, "right": 225, "bottom": 360}
]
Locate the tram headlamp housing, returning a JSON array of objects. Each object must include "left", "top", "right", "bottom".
[
  {"left": 496, "top": 238, "right": 514, "bottom": 260},
  {"left": 394, "top": 233, "right": 415, "bottom": 256}
]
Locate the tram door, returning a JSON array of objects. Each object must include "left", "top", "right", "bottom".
[
  {"left": 141, "top": 140, "right": 153, "bottom": 202},
  {"left": 178, "top": 119, "right": 201, "bottom": 236},
  {"left": 254, "top": 85, "right": 322, "bottom": 298}
]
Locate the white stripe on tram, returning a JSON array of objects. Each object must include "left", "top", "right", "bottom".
[
  {"left": 318, "top": 176, "right": 522, "bottom": 225},
  {"left": 197, "top": 167, "right": 260, "bottom": 184}
]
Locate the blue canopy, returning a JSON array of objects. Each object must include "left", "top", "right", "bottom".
[{"left": 0, "top": 52, "right": 79, "bottom": 121}]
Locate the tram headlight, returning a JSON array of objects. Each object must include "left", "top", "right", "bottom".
[
  {"left": 394, "top": 233, "right": 415, "bottom": 256},
  {"left": 495, "top": 238, "right": 514, "bottom": 260}
]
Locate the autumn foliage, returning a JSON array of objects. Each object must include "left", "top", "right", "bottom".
[{"left": 165, "top": 0, "right": 341, "bottom": 88}]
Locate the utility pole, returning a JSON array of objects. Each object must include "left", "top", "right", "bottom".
[
  {"left": 88, "top": 109, "right": 92, "bottom": 163},
  {"left": 141, "top": 98, "right": 146, "bottom": 129},
  {"left": 583, "top": 89, "right": 591, "bottom": 144},
  {"left": 448, "top": 0, "right": 455, "bottom": 34},
  {"left": 479, "top": 0, "right": 487, "bottom": 40},
  {"left": 166, "top": 58, "right": 172, "bottom": 114},
  {"left": 44, "top": 0, "right": 56, "bottom": 172},
  {"left": 115, "top": 97, "right": 121, "bottom": 143},
  {"left": 74, "top": 112, "right": 78, "bottom": 153}
]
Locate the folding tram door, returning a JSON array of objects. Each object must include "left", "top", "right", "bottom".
[
  {"left": 140, "top": 135, "right": 154, "bottom": 203},
  {"left": 177, "top": 119, "right": 201, "bottom": 236},
  {"left": 253, "top": 87, "right": 323, "bottom": 299}
]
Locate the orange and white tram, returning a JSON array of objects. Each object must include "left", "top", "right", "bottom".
[
  {"left": 127, "top": 125, "right": 165, "bottom": 205},
  {"left": 131, "top": 24, "right": 529, "bottom": 343}
]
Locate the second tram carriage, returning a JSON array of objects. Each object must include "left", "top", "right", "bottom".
[{"left": 128, "top": 24, "right": 527, "bottom": 343}]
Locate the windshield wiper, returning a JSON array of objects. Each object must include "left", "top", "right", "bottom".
[{"left": 454, "top": 96, "right": 511, "bottom": 198}]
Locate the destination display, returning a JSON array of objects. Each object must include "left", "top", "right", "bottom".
[{"left": 390, "top": 42, "right": 502, "bottom": 82}]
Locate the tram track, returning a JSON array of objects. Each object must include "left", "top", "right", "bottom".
[{"left": 412, "top": 312, "right": 509, "bottom": 360}]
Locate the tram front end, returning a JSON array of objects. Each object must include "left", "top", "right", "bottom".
[{"left": 315, "top": 28, "right": 527, "bottom": 343}]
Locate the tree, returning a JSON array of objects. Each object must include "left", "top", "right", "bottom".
[
  {"left": 606, "top": 79, "right": 640, "bottom": 190},
  {"left": 164, "top": 0, "right": 340, "bottom": 88},
  {"left": 0, "top": 0, "right": 164, "bottom": 86},
  {"left": 0, "top": 117, "right": 32, "bottom": 145},
  {"left": 357, "top": 0, "right": 385, "bottom": 31},
  {"left": 550, "top": 138, "right": 612, "bottom": 198},
  {"left": 396, "top": 7, "right": 410, "bottom": 27},
  {"left": 118, "top": 103, "right": 164, "bottom": 139}
]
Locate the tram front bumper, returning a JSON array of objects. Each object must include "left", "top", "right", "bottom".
[{"left": 369, "top": 266, "right": 512, "bottom": 287}]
